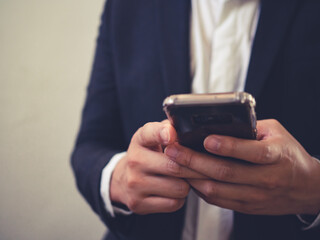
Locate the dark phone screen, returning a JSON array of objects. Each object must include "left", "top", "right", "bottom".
[{"left": 167, "top": 103, "right": 256, "bottom": 152}]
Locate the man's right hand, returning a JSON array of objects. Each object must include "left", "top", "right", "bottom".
[{"left": 110, "top": 120, "right": 205, "bottom": 215}]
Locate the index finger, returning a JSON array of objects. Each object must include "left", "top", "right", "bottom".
[
  {"left": 165, "top": 143, "right": 269, "bottom": 186},
  {"left": 204, "top": 135, "right": 279, "bottom": 165},
  {"left": 137, "top": 149, "right": 208, "bottom": 179},
  {"left": 133, "top": 121, "right": 177, "bottom": 148}
]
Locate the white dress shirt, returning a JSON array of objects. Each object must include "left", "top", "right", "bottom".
[
  {"left": 100, "top": 0, "right": 320, "bottom": 239},
  {"left": 184, "top": 1, "right": 259, "bottom": 239}
]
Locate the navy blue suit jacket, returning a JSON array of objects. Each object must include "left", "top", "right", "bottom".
[{"left": 71, "top": 0, "right": 320, "bottom": 239}]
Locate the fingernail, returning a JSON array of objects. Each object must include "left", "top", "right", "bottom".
[
  {"left": 205, "top": 136, "right": 221, "bottom": 152},
  {"left": 165, "top": 145, "right": 178, "bottom": 159},
  {"left": 160, "top": 128, "right": 170, "bottom": 144}
]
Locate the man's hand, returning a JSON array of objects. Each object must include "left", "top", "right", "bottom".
[
  {"left": 165, "top": 119, "right": 320, "bottom": 215},
  {"left": 110, "top": 120, "right": 205, "bottom": 215}
]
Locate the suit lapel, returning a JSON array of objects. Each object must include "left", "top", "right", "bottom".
[
  {"left": 155, "top": 0, "right": 192, "bottom": 96},
  {"left": 154, "top": 0, "right": 300, "bottom": 98},
  {"left": 245, "top": 0, "right": 300, "bottom": 98}
]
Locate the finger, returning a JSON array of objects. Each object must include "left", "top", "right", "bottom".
[
  {"left": 190, "top": 184, "right": 244, "bottom": 213},
  {"left": 192, "top": 191, "right": 252, "bottom": 215},
  {"left": 131, "top": 196, "right": 185, "bottom": 214},
  {"left": 192, "top": 189, "right": 270, "bottom": 215},
  {"left": 188, "top": 179, "right": 265, "bottom": 204},
  {"left": 204, "top": 135, "right": 279, "bottom": 164},
  {"left": 139, "top": 176, "right": 190, "bottom": 199},
  {"left": 165, "top": 143, "right": 269, "bottom": 185},
  {"left": 189, "top": 179, "right": 266, "bottom": 215},
  {"left": 130, "top": 148, "right": 207, "bottom": 179},
  {"left": 133, "top": 121, "right": 177, "bottom": 148}
]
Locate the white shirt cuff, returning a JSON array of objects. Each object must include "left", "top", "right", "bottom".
[{"left": 100, "top": 151, "right": 132, "bottom": 217}]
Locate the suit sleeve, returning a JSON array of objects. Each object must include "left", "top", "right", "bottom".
[
  {"left": 71, "top": 0, "right": 127, "bottom": 230},
  {"left": 70, "top": 2, "right": 188, "bottom": 239}
]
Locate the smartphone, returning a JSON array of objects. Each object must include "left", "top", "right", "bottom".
[{"left": 163, "top": 92, "right": 257, "bottom": 152}]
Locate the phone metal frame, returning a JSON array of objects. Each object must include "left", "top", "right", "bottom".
[
  {"left": 163, "top": 92, "right": 257, "bottom": 152},
  {"left": 163, "top": 92, "right": 256, "bottom": 108}
]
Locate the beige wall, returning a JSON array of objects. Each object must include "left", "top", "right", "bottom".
[{"left": 0, "top": 0, "right": 107, "bottom": 239}]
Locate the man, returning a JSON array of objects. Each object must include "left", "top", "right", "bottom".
[{"left": 71, "top": 0, "right": 320, "bottom": 239}]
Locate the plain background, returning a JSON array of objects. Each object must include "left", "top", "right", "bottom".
[{"left": 0, "top": 0, "right": 107, "bottom": 239}]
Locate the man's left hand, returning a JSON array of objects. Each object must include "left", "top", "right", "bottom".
[{"left": 165, "top": 119, "right": 320, "bottom": 215}]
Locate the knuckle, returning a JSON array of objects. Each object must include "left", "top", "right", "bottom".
[
  {"left": 273, "top": 144, "right": 284, "bottom": 162},
  {"left": 226, "top": 138, "right": 237, "bottom": 156},
  {"left": 269, "top": 118, "right": 276, "bottom": 124},
  {"left": 168, "top": 199, "right": 185, "bottom": 211},
  {"left": 136, "top": 126, "right": 145, "bottom": 140},
  {"left": 263, "top": 176, "right": 280, "bottom": 190},
  {"left": 185, "top": 150, "right": 196, "bottom": 168},
  {"left": 143, "top": 122, "right": 154, "bottom": 130},
  {"left": 167, "top": 159, "right": 182, "bottom": 176},
  {"left": 269, "top": 119, "right": 280, "bottom": 127},
  {"left": 127, "top": 196, "right": 140, "bottom": 212},
  {"left": 132, "top": 128, "right": 141, "bottom": 141},
  {"left": 258, "top": 143, "right": 283, "bottom": 164},
  {"left": 139, "top": 126, "right": 148, "bottom": 144},
  {"left": 126, "top": 173, "right": 139, "bottom": 189},
  {"left": 216, "top": 164, "right": 234, "bottom": 181},
  {"left": 139, "top": 122, "right": 156, "bottom": 143},
  {"left": 258, "top": 144, "right": 272, "bottom": 163},
  {"left": 127, "top": 152, "right": 140, "bottom": 169},
  {"left": 177, "top": 181, "right": 190, "bottom": 198},
  {"left": 203, "top": 181, "right": 219, "bottom": 199}
]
